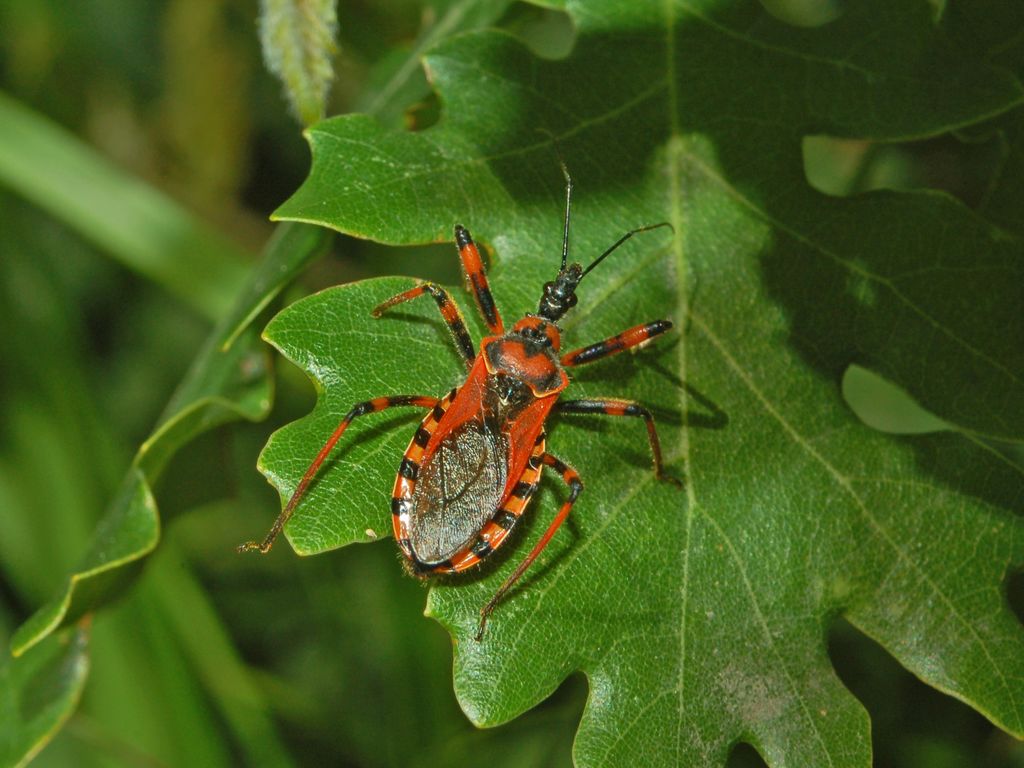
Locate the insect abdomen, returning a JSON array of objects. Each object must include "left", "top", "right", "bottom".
[{"left": 407, "top": 422, "right": 509, "bottom": 565}]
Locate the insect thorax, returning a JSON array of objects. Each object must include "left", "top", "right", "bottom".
[{"left": 483, "top": 334, "right": 568, "bottom": 399}]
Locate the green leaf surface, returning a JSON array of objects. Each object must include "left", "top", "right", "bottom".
[
  {"left": 0, "top": 629, "right": 88, "bottom": 768},
  {"left": 263, "top": 1, "right": 1024, "bottom": 765},
  {"left": 11, "top": 223, "right": 331, "bottom": 658},
  {"left": 353, "top": 0, "right": 515, "bottom": 126}
]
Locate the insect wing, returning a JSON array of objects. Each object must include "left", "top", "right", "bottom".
[{"left": 408, "top": 420, "right": 509, "bottom": 564}]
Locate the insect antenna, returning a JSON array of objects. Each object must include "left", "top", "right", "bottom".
[
  {"left": 534, "top": 127, "right": 573, "bottom": 272},
  {"left": 559, "top": 159, "right": 572, "bottom": 272},
  {"left": 581, "top": 221, "right": 674, "bottom": 278}
]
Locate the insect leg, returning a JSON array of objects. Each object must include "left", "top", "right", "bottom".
[
  {"left": 555, "top": 399, "right": 679, "bottom": 485},
  {"left": 238, "top": 395, "right": 439, "bottom": 554},
  {"left": 454, "top": 225, "right": 504, "bottom": 334},
  {"left": 372, "top": 283, "right": 475, "bottom": 369},
  {"left": 560, "top": 320, "right": 672, "bottom": 367},
  {"left": 476, "top": 454, "right": 582, "bottom": 642}
]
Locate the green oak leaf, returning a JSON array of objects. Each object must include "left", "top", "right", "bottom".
[
  {"left": 0, "top": 629, "right": 88, "bottom": 768},
  {"left": 353, "top": 0, "right": 515, "bottom": 126},
  {"left": 262, "top": 1, "right": 1024, "bottom": 765}
]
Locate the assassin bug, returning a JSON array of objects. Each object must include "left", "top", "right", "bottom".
[{"left": 240, "top": 165, "right": 678, "bottom": 640}]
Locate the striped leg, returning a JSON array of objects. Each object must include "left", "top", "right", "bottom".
[
  {"left": 455, "top": 225, "right": 504, "bottom": 334},
  {"left": 556, "top": 399, "right": 678, "bottom": 485},
  {"left": 476, "top": 454, "right": 582, "bottom": 641},
  {"left": 239, "top": 395, "right": 438, "bottom": 554},
  {"left": 372, "top": 284, "right": 475, "bottom": 369},
  {"left": 560, "top": 320, "right": 672, "bottom": 367}
]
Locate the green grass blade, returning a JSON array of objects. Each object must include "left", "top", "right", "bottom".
[{"left": 0, "top": 91, "right": 251, "bottom": 320}]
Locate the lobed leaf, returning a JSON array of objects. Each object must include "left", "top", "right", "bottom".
[{"left": 262, "top": 1, "right": 1024, "bottom": 765}]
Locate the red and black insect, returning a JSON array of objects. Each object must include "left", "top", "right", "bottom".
[{"left": 240, "top": 166, "right": 677, "bottom": 640}]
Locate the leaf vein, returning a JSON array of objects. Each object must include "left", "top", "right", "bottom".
[{"left": 691, "top": 311, "right": 1022, "bottom": 728}]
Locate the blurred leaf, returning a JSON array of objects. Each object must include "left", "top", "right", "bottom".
[
  {"left": 0, "top": 202, "right": 243, "bottom": 766},
  {"left": 262, "top": 1, "right": 1024, "bottom": 765},
  {"left": 0, "top": 629, "right": 88, "bottom": 768},
  {"left": 11, "top": 223, "right": 330, "bottom": 660},
  {"left": 145, "top": 537, "right": 296, "bottom": 767},
  {"left": 11, "top": 471, "right": 158, "bottom": 657},
  {"left": 944, "top": 1, "right": 1024, "bottom": 237},
  {"left": 162, "top": 0, "right": 256, "bottom": 211},
  {"left": 0, "top": 208, "right": 132, "bottom": 604},
  {"left": 0, "top": 91, "right": 251, "bottom": 320}
]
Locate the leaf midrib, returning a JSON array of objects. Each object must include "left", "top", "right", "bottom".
[{"left": 664, "top": 1, "right": 700, "bottom": 760}]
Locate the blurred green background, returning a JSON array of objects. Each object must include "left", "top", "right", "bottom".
[{"left": 0, "top": 1, "right": 1021, "bottom": 766}]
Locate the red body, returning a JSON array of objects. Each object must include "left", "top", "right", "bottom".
[{"left": 392, "top": 327, "right": 567, "bottom": 573}]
